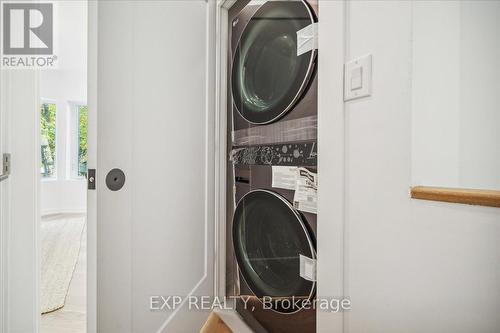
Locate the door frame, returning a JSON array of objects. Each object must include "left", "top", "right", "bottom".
[
  {"left": 0, "top": 70, "right": 7, "bottom": 333},
  {"left": 87, "top": 0, "right": 97, "bottom": 331},
  {"left": 214, "top": 0, "right": 236, "bottom": 301},
  {"left": 1, "top": 69, "right": 41, "bottom": 333},
  {"left": 316, "top": 0, "right": 346, "bottom": 331}
]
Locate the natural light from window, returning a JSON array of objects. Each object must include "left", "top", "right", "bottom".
[
  {"left": 41, "top": 103, "right": 56, "bottom": 178},
  {"left": 77, "top": 105, "right": 88, "bottom": 178}
]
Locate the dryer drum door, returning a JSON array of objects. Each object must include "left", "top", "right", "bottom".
[
  {"left": 232, "top": 0, "right": 317, "bottom": 125},
  {"left": 232, "top": 190, "right": 316, "bottom": 314}
]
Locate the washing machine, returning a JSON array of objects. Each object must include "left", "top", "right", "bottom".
[
  {"left": 229, "top": 0, "right": 318, "bottom": 146},
  {"left": 228, "top": 149, "right": 317, "bottom": 333},
  {"left": 226, "top": 1, "right": 319, "bottom": 332}
]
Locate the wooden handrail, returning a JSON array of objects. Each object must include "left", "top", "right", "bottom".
[{"left": 411, "top": 186, "right": 500, "bottom": 208}]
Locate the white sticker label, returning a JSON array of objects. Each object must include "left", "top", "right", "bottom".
[
  {"left": 272, "top": 166, "right": 298, "bottom": 190},
  {"left": 293, "top": 167, "right": 317, "bottom": 214},
  {"left": 300, "top": 254, "right": 317, "bottom": 282},
  {"left": 297, "top": 23, "right": 318, "bottom": 56}
]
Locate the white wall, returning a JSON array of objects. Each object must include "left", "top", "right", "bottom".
[
  {"left": 40, "top": 0, "right": 87, "bottom": 215},
  {"left": 458, "top": 1, "right": 500, "bottom": 189},
  {"left": 412, "top": 1, "right": 461, "bottom": 187},
  {"left": 41, "top": 180, "right": 87, "bottom": 215},
  {"left": 342, "top": 1, "right": 500, "bottom": 332},
  {"left": 412, "top": 1, "right": 500, "bottom": 190}
]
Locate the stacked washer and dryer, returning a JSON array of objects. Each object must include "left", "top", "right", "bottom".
[{"left": 226, "top": 1, "right": 318, "bottom": 332}]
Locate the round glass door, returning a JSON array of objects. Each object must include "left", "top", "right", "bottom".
[
  {"left": 232, "top": 0, "right": 316, "bottom": 125},
  {"left": 232, "top": 190, "right": 316, "bottom": 313}
]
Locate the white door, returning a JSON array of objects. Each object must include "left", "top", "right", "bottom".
[
  {"left": 94, "top": 1, "right": 216, "bottom": 332},
  {"left": 0, "top": 70, "right": 40, "bottom": 332}
]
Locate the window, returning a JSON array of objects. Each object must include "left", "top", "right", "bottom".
[
  {"left": 40, "top": 103, "right": 56, "bottom": 178},
  {"left": 71, "top": 105, "right": 88, "bottom": 178},
  {"left": 77, "top": 105, "right": 88, "bottom": 177}
]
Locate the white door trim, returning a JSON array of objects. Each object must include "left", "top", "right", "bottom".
[
  {"left": 317, "top": 0, "right": 346, "bottom": 331},
  {"left": 34, "top": 69, "right": 42, "bottom": 333},
  {"left": 86, "top": 0, "right": 97, "bottom": 331},
  {"left": 0, "top": 70, "right": 7, "bottom": 333},
  {"left": 1, "top": 69, "right": 41, "bottom": 333},
  {"left": 213, "top": 0, "right": 236, "bottom": 301},
  {"left": 0, "top": 70, "right": 8, "bottom": 333}
]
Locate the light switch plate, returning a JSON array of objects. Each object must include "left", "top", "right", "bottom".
[{"left": 344, "top": 54, "right": 372, "bottom": 101}]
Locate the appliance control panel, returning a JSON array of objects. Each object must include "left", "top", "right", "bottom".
[{"left": 231, "top": 142, "right": 317, "bottom": 166}]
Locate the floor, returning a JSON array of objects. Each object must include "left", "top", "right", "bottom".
[{"left": 41, "top": 217, "right": 86, "bottom": 333}]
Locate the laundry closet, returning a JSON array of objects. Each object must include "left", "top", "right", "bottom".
[
  {"left": 3, "top": 1, "right": 499, "bottom": 333},
  {"left": 225, "top": 1, "right": 319, "bottom": 332}
]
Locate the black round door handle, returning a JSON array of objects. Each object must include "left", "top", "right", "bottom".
[{"left": 106, "top": 168, "right": 126, "bottom": 191}]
